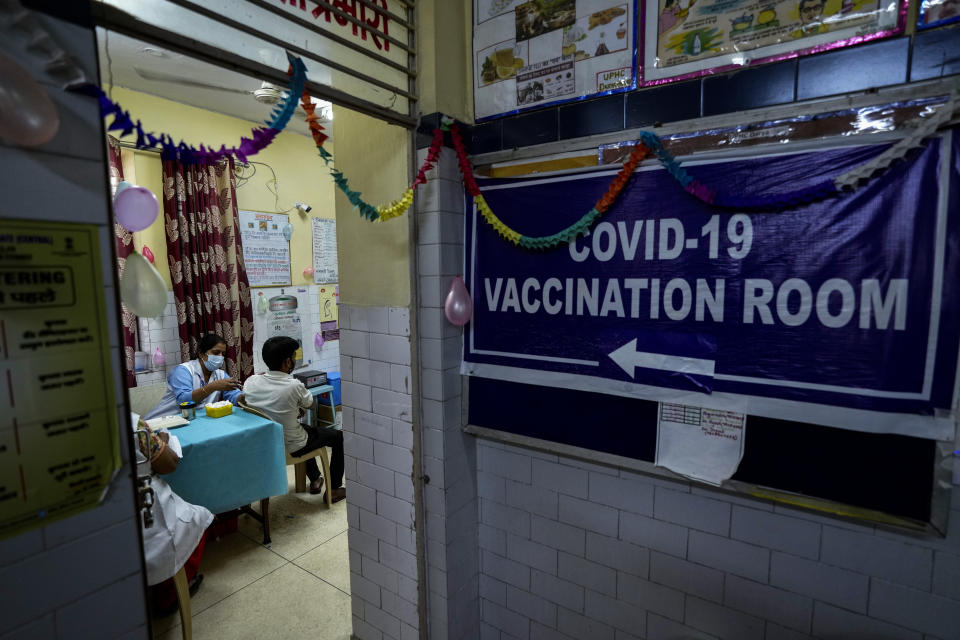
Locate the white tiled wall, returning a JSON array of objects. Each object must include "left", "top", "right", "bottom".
[
  {"left": 340, "top": 304, "right": 418, "bottom": 640},
  {"left": 475, "top": 439, "right": 960, "bottom": 640},
  {"left": 134, "top": 290, "right": 182, "bottom": 386},
  {"left": 0, "top": 7, "right": 148, "bottom": 639},
  {"left": 416, "top": 149, "right": 480, "bottom": 640}
]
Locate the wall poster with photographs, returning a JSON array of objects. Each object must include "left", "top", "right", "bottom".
[
  {"left": 641, "top": 0, "right": 904, "bottom": 84},
  {"left": 474, "top": 0, "right": 638, "bottom": 120},
  {"left": 918, "top": 0, "right": 960, "bottom": 28}
]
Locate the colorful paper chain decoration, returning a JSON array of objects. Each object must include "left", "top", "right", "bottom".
[
  {"left": 89, "top": 54, "right": 307, "bottom": 164},
  {"left": 451, "top": 123, "right": 650, "bottom": 250},
  {"left": 89, "top": 48, "right": 952, "bottom": 241},
  {"left": 300, "top": 85, "right": 445, "bottom": 223}
]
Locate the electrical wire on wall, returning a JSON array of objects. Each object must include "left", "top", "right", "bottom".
[{"left": 234, "top": 161, "right": 295, "bottom": 214}]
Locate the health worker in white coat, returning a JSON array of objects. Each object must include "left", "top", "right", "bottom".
[
  {"left": 144, "top": 333, "right": 242, "bottom": 419},
  {"left": 133, "top": 412, "right": 212, "bottom": 613}
]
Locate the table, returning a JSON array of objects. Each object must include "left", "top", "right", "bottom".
[
  {"left": 163, "top": 409, "right": 287, "bottom": 516},
  {"left": 305, "top": 384, "right": 339, "bottom": 430}
]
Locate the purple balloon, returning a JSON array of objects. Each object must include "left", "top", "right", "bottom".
[
  {"left": 444, "top": 276, "right": 473, "bottom": 326},
  {"left": 314, "top": 332, "right": 325, "bottom": 350},
  {"left": 114, "top": 186, "right": 159, "bottom": 232}
]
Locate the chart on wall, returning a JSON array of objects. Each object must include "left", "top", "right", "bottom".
[
  {"left": 311, "top": 217, "right": 338, "bottom": 284},
  {"left": 0, "top": 219, "right": 121, "bottom": 540},
  {"left": 641, "top": 0, "right": 904, "bottom": 83},
  {"left": 474, "top": 0, "right": 638, "bottom": 120},
  {"left": 239, "top": 211, "right": 291, "bottom": 287}
]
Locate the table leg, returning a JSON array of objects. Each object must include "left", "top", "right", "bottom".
[{"left": 260, "top": 498, "right": 271, "bottom": 545}]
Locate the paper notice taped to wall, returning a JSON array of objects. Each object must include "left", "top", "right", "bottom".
[{"left": 655, "top": 403, "right": 746, "bottom": 486}]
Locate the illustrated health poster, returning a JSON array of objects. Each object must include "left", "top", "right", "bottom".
[
  {"left": 475, "top": 0, "right": 637, "bottom": 119},
  {"left": 239, "top": 210, "right": 291, "bottom": 287},
  {"left": 642, "top": 0, "right": 903, "bottom": 83},
  {"left": 0, "top": 220, "right": 120, "bottom": 540}
]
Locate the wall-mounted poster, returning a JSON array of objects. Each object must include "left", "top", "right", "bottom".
[
  {"left": 239, "top": 211, "right": 291, "bottom": 287},
  {"left": 311, "top": 218, "right": 338, "bottom": 284},
  {"left": 918, "top": 0, "right": 960, "bottom": 28},
  {"left": 475, "top": 0, "right": 638, "bottom": 120},
  {"left": 641, "top": 0, "right": 904, "bottom": 85}
]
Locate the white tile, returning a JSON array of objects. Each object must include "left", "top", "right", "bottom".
[
  {"left": 370, "top": 334, "right": 411, "bottom": 366},
  {"left": 390, "top": 365, "right": 412, "bottom": 394},
  {"left": 0, "top": 520, "right": 142, "bottom": 633},
  {"left": 340, "top": 329, "right": 370, "bottom": 359},
  {"left": 0, "top": 530, "right": 43, "bottom": 568},
  {"left": 366, "top": 307, "right": 390, "bottom": 334},
  {"left": 388, "top": 307, "right": 410, "bottom": 336},
  {"left": 54, "top": 572, "right": 146, "bottom": 638}
]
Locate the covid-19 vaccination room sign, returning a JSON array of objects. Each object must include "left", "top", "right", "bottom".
[{"left": 463, "top": 136, "right": 960, "bottom": 440}]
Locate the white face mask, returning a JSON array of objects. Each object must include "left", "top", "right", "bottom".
[{"left": 204, "top": 354, "right": 224, "bottom": 371}]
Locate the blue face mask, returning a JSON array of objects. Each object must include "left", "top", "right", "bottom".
[{"left": 204, "top": 354, "right": 224, "bottom": 372}]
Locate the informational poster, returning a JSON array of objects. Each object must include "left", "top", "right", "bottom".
[
  {"left": 463, "top": 135, "right": 960, "bottom": 440},
  {"left": 918, "top": 0, "right": 960, "bottom": 28},
  {"left": 239, "top": 210, "right": 291, "bottom": 287},
  {"left": 655, "top": 403, "right": 746, "bottom": 484},
  {"left": 642, "top": 0, "right": 903, "bottom": 84},
  {"left": 475, "top": 0, "right": 637, "bottom": 120},
  {"left": 312, "top": 218, "right": 338, "bottom": 284},
  {"left": 0, "top": 220, "right": 120, "bottom": 540},
  {"left": 318, "top": 284, "right": 339, "bottom": 324},
  {"left": 321, "top": 320, "right": 340, "bottom": 343}
]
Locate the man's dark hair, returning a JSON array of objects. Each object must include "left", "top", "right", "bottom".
[
  {"left": 262, "top": 336, "right": 299, "bottom": 371},
  {"left": 196, "top": 333, "right": 225, "bottom": 356}
]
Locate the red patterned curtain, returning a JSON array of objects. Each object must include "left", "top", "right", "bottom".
[
  {"left": 107, "top": 136, "right": 138, "bottom": 388},
  {"left": 161, "top": 157, "right": 254, "bottom": 379}
]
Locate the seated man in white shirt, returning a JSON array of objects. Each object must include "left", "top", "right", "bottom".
[{"left": 242, "top": 336, "right": 346, "bottom": 502}]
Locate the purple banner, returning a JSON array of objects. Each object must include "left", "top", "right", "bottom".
[{"left": 463, "top": 135, "right": 960, "bottom": 439}]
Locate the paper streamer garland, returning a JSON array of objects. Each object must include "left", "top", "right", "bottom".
[
  {"left": 89, "top": 54, "right": 307, "bottom": 164},
  {"left": 450, "top": 123, "right": 651, "bottom": 250},
  {"left": 300, "top": 85, "right": 446, "bottom": 223}
]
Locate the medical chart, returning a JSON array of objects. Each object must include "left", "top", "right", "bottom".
[{"left": 655, "top": 403, "right": 746, "bottom": 485}]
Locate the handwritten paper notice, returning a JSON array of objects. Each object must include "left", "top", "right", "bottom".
[
  {"left": 0, "top": 220, "right": 120, "bottom": 540},
  {"left": 239, "top": 210, "right": 291, "bottom": 287},
  {"left": 655, "top": 403, "right": 746, "bottom": 485},
  {"left": 311, "top": 218, "right": 338, "bottom": 284}
]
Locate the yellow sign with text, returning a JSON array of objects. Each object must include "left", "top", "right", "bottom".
[{"left": 0, "top": 220, "right": 120, "bottom": 540}]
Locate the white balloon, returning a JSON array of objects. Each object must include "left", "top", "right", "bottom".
[{"left": 120, "top": 251, "right": 168, "bottom": 317}]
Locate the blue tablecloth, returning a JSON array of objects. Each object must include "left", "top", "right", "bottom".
[{"left": 164, "top": 409, "right": 287, "bottom": 515}]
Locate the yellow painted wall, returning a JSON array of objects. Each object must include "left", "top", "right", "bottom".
[
  {"left": 418, "top": 0, "right": 473, "bottom": 122},
  {"left": 331, "top": 107, "right": 410, "bottom": 306},
  {"left": 106, "top": 86, "right": 336, "bottom": 290}
]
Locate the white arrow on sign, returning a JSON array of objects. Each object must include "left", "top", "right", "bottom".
[{"left": 608, "top": 339, "right": 716, "bottom": 379}]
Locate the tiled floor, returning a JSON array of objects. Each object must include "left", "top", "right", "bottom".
[{"left": 151, "top": 466, "right": 352, "bottom": 640}]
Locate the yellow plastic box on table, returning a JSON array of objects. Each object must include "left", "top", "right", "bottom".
[{"left": 205, "top": 401, "right": 233, "bottom": 418}]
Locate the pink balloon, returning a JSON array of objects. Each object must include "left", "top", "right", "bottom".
[
  {"left": 0, "top": 50, "right": 60, "bottom": 146},
  {"left": 444, "top": 276, "right": 473, "bottom": 326},
  {"left": 303, "top": 266, "right": 315, "bottom": 278},
  {"left": 142, "top": 245, "right": 155, "bottom": 264},
  {"left": 114, "top": 186, "right": 159, "bottom": 232},
  {"left": 314, "top": 332, "right": 325, "bottom": 350}
]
